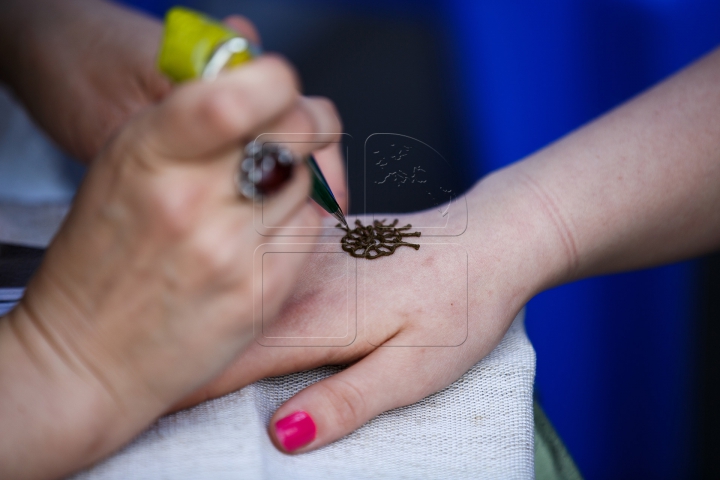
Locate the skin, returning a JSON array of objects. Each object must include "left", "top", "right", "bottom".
[{"left": 177, "top": 45, "right": 720, "bottom": 454}]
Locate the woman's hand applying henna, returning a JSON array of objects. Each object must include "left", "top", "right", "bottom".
[{"left": 0, "top": 54, "right": 342, "bottom": 478}]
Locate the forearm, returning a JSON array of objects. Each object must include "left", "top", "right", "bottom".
[
  {"left": 0, "top": 0, "right": 87, "bottom": 86},
  {"left": 0, "top": 307, "right": 125, "bottom": 479},
  {"left": 0, "top": 0, "right": 167, "bottom": 162},
  {"left": 481, "top": 46, "right": 720, "bottom": 291}
]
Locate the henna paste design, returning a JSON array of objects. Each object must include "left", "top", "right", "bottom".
[{"left": 337, "top": 219, "right": 420, "bottom": 259}]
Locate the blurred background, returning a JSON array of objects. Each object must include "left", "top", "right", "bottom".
[{"left": 2, "top": 0, "right": 719, "bottom": 477}]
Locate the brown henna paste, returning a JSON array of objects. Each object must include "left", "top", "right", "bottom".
[{"left": 337, "top": 219, "right": 420, "bottom": 259}]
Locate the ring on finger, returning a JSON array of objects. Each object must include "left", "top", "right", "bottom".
[{"left": 238, "top": 143, "right": 297, "bottom": 201}]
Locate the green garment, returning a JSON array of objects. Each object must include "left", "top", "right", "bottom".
[{"left": 534, "top": 401, "right": 584, "bottom": 480}]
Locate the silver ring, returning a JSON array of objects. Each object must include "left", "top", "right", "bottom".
[{"left": 202, "top": 37, "right": 252, "bottom": 81}]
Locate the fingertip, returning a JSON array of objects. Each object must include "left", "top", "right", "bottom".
[
  {"left": 301, "top": 97, "right": 342, "bottom": 142},
  {"left": 306, "top": 96, "right": 343, "bottom": 132},
  {"left": 272, "top": 410, "right": 318, "bottom": 453},
  {"left": 223, "top": 14, "right": 262, "bottom": 45},
  {"left": 267, "top": 376, "right": 366, "bottom": 454}
]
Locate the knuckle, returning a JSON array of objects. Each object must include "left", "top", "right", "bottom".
[
  {"left": 104, "top": 138, "right": 202, "bottom": 241},
  {"left": 143, "top": 178, "right": 205, "bottom": 239},
  {"left": 189, "top": 230, "right": 237, "bottom": 280},
  {"left": 319, "top": 379, "right": 367, "bottom": 432},
  {"left": 198, "top": 90, "right": 245, "bottom": 138}
]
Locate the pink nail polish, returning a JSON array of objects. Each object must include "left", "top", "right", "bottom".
[{"left": 275, "top": 411, "right": 316, "bottom": 452}]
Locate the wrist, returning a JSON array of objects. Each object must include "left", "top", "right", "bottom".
[
  {"left": 463, "top": 165, "right": 573, "bottom": 307},
  {"left": 0, "top": 305, "right": 120, "bottom": 478},
  {"left": 0, "top": 285, "right": 164, "bottom": 477}
]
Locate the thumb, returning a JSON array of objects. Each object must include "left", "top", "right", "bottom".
[{"left": 268, "top": 347, "right": 449, "bottom": 454}]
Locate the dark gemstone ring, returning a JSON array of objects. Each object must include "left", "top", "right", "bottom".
[{"left": 238, "top": 143, "right": 296, "bottom": 201}]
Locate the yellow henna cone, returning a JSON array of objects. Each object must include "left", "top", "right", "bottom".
[{"left": 157, "top": 6, "right": 254, "bottom": 83}]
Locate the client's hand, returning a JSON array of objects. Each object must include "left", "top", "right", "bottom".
[
  {"left": 0, "top": 55, "right": 342, "bottom": 477},
  {"left": 175, "top": 171, "right": 561, "bottom": 453}
]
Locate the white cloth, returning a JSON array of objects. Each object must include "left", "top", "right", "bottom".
[{"left": 70, "top": 312, "right": 535, "bottom": 480}]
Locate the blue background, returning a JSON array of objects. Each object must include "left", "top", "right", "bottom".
[
  {"left": 108, "top": 0, "right": 720, "bottom": 477},
  {"left": 447, "top": 1, "right": 719, "bottom": 478}
]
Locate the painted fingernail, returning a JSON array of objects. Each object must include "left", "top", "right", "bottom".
[{"left": 275, "top": 411, "right": 316, "bottom": 452}]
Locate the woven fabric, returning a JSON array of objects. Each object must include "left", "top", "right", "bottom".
[{"left": 71, "top": 312, "right": 535, "bottom": 480}]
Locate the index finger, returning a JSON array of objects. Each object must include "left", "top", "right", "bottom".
[{"left": 134, "top": 55, "right": 299, "bottom": 161}]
